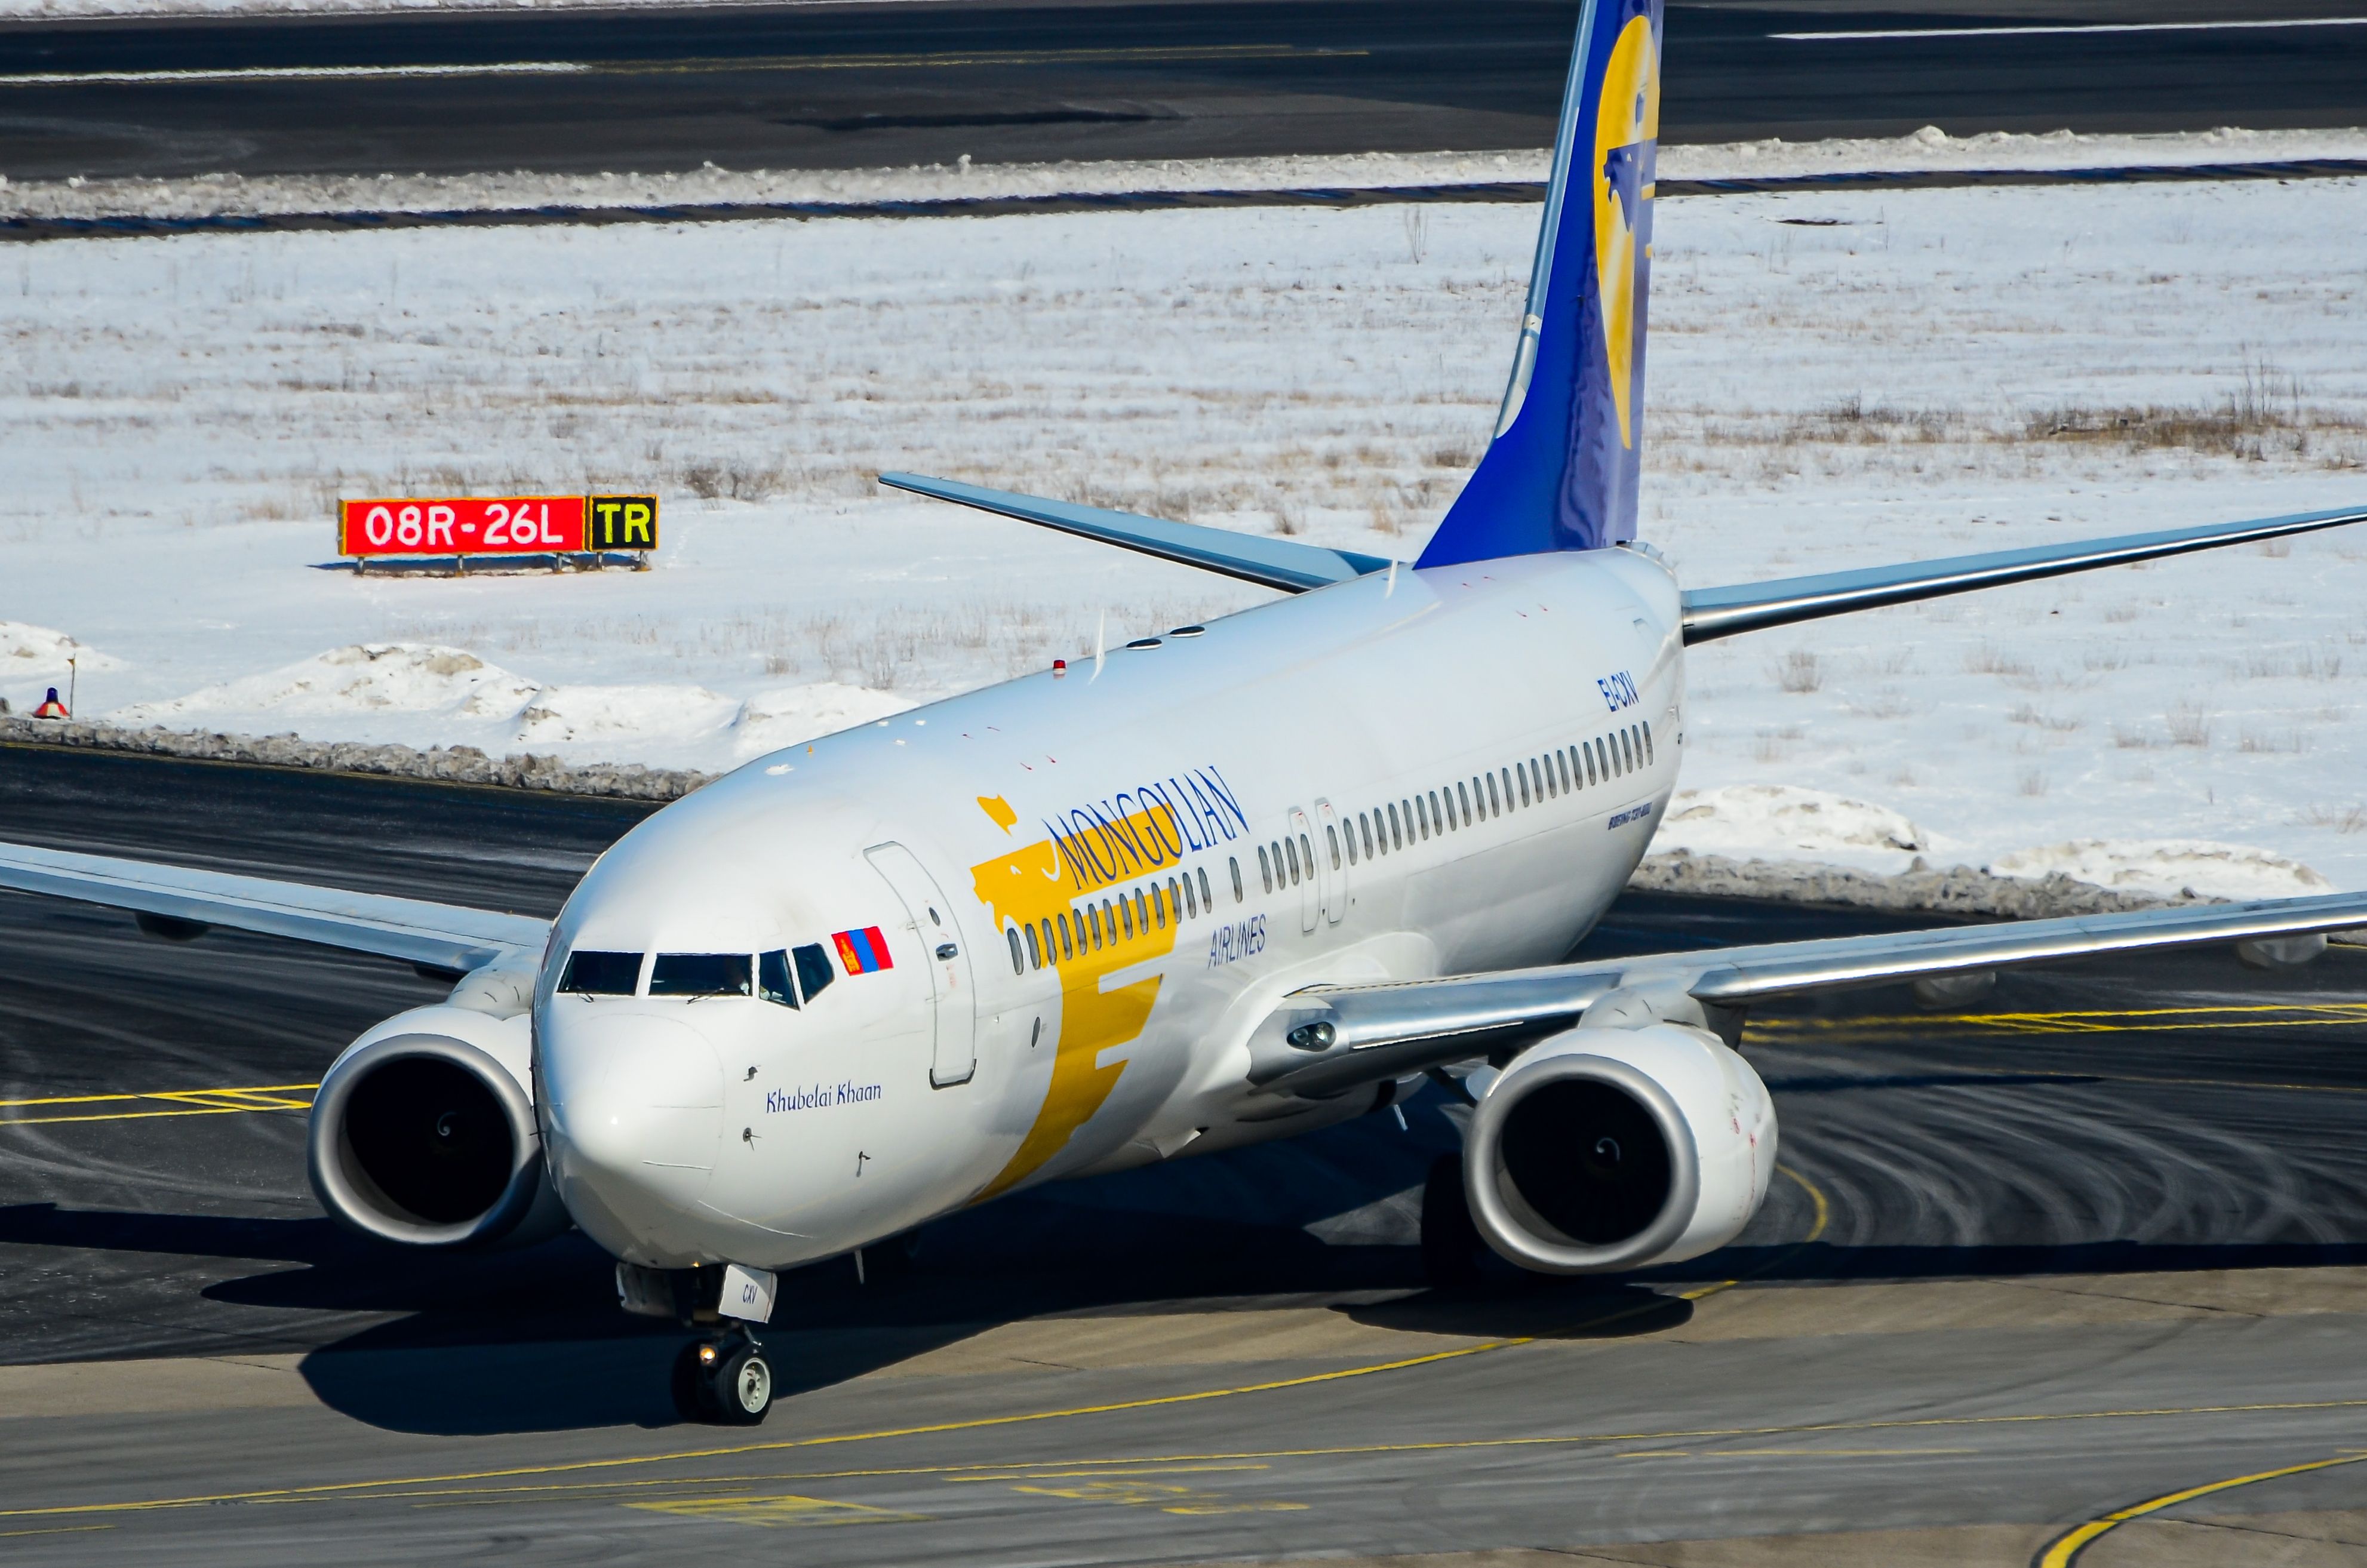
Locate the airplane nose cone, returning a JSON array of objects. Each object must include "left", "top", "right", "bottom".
[{"left": 540, "top": 1010, "right": 723, "bottom": 1261}]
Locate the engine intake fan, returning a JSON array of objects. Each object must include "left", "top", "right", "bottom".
[
  {"left": 307, "top": 1007, "right": 566, "bottom": 1249},
  {"left": 1464, "top": 1019, "right": 1775, "bottom": 1275}
]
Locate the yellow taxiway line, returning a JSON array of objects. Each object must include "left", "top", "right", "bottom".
[
  {"left": 1756, "top": 1000, "right": 2367, "bottom": 1038},
  {"left": 0, "top": 1169, "right": 1828, "bottom": 1523},
  {"left": 2033, "top": 1449, "right": 2367, "bottom": 1566},
  {"left": 0, "top": 1083, "right": 316, "bottom": 1128}
]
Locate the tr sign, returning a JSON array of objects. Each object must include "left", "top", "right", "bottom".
[{"left": 339, "top": 495, "right": 659, "bottom": 558}]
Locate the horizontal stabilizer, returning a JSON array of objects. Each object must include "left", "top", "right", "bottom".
[
  {"left": 1680, "top": 505, "right": 2367, "bottom": 644},
  {"left": 0, "top": 840, "right": 549, "bottom": 974},
  {"left": 880, "top": 473, "right": 1395, "bottom": 594}
]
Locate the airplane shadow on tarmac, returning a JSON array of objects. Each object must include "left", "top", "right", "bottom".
[{"left": 9, "top": 1066, "right": 2367, "bottom": 1437}]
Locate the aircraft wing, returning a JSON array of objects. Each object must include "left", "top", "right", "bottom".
[
  {"left": 0, "top": 840, "right": 550, "bottom": 976},
  {"left": 1256, "top": 890, "right": 2367, "bottom": 1099},
  {"left": 880, "top": 472, "right": 1397, "bottom": 593},
  {"left": 1680, "top": 504, "right": 2367, "bottom": 644}
]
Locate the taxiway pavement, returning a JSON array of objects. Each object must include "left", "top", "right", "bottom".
[
  {"left": 4, "top": 0, "right": 2365, "bottom": 183},
  {"left": 2, "top": 742, "right": 2366, "bottom": 1564}
]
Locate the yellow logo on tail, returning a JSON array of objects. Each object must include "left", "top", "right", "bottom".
[{"left": 1592, "top": 14, "right": 1659, "bottom": 450}]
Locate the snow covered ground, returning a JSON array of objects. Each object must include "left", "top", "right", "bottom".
[
  {"left": 4, "top": 172, "right": 2365, "bottom": 890},
  {"left": 12, "top": 126, "right": 2367, "bottom": 226}
]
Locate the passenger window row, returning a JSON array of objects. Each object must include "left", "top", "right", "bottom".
[
  {"left": 1255, "top": 825, "right": 1320, "bottom": 895},
  {"left": 1010, "top": 863, "right": 1218, "bottom": 973},
  {"left": 1333, "top": 719, "right": 1655, "bottom": 869},
  {"left": 557, "top": 945, "right": 835, "bottom": 1008}
]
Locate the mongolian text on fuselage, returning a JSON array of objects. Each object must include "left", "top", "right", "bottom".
[{"left": 1041, "top": 764, "right": 1251, "bottom": 892}]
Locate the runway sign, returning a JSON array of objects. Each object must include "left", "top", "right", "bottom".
[{"left": 338, "top": 494, "right": 659, "bottom": 558}]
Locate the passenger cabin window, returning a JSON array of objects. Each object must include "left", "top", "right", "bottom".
[
  {"left": 1643, "top": 720, "right": 1655, "bottom": 764},
  {"left": 1200, "top": 866, "right": 1215, "bottom": 910},
  {"left": 1259, "top": 844, "right": 1274, "bottom": 893},
  {"left": 1327, "top": 825, "right": 1342, "bottom": 869},
  {"left": 650, "top": 953, "right": 752, "bottom": 998},
  {"left": 1229, "top": 857, "right": 1243, "bottom": 902},
  {"left": 559, "top": 949, "right": 641, "bottom": 996},
  {"left": 758, "top": 949, "right": 797, "bottom": 1008},
  {"left": 1007, "top": 927, "right": 1025, "bottom": 974}
]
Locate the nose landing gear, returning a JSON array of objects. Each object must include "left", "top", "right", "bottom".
[{"left": 672, "top": 1330, "right": 773, "bottom": 1425}]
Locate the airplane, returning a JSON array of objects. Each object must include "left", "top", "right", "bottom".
[{"left": 5, "top": 0, "right": 2365, "bottom": 1428}]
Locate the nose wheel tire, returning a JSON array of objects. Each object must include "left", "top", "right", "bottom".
[{"left": 672, "top": 1338, "right": 774, "bottom": 1425}]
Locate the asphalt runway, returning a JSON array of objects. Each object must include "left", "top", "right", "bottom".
[
  {"left": 4, "top": 0, "right": 2367, "bottom": 183},
  {"left": 3, "top": 742, "right": 2367, "bottom": 1562}
]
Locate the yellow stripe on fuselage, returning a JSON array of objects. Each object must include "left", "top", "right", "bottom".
[{"left": 967, "top": 800, "right": 1190, "bottom": 1198}]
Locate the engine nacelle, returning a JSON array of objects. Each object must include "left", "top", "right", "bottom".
[
  {"left": 306, "top": 1004, "right": 569, "bottom": 1249},
  {"left": 1465, "top": 1019, "right": 1776, "bottom": 1274}
]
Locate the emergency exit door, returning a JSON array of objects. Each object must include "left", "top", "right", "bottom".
[{"left": 864, "top": 843, "right": 976, "bottom": 1088}]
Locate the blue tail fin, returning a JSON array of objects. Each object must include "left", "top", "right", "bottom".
[{"left": 1417, "top": 0, "right": 1662, "bottom": 568}]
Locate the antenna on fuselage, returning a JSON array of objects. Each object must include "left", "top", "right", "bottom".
[{"left": 1092, "top": 611, "right": 1106, "bottom": 680}]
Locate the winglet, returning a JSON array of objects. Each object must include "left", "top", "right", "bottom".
[{"left": 880, "top": 473, "right": 1396, "bottom": 594}]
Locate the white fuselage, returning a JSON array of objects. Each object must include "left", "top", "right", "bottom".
[{"left": 534, "top": 546, "right": 1686, "bottom": 1271}]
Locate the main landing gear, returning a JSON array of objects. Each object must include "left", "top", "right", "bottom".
[{"left": 673, "top": 1328, "right": 774, "bottom": 1425}]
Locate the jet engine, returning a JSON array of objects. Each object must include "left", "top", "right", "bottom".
[
  {"left": 1464, "top": 1007, "right": 1776, "bottom": 1274},
  {"left": 306, "top": 991, "right": 569, "bottom": 1249}
]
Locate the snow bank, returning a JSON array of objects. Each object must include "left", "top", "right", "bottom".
[
  {"left": 109, "top": 643, "right": 539, "bottom": 725},
  {"left": 10, "top": 127, "right": 2367, "bottom": 227},
  {"left": 1656, "top": 784, "right": 1928, "bottom": 871},
  {"left": 1, "top": 621, "right": 122, "bottom": 710},
  {"left": 513, "top": 682, "right": 740, "bottom": 747},
  {"left": 1991, "top": 840, "right": 2335, "bottom": 902}
]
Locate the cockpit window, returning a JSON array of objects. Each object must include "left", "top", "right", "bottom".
[
  {"left": 559, "top": 950, "right": 641, "bottom": 995},
  {"left": 649, "top": 953, "right": 752, "bottom": 998},
  {"left": 758, "top": 949, "right": 797, "bottom": 1009},
  {"left": 793, "top": 942, "right": 834, "bottom": 1003}
]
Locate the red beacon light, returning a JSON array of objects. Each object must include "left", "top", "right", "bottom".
[{"left": 1052, "top": 659, "right": 1068, "bottom": 677}]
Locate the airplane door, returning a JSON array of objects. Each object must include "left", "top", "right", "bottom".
[
  {"left": 1315, "top": 800, "right": 1345, "bottom": 926},
  {"left": 864, "top": 843, "right": 977, "bottom": 1089},
  {"left": 1288, "top": 807, "right": 1320, "bottom": 935}
]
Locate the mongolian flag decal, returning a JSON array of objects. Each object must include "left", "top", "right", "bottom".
[{"left": 832, "top": 926, "right": 893, "bottom": 976}]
